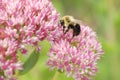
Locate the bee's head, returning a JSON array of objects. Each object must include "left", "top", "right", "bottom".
[{"left": 60, "top": 19, "right": 64, "bottom": 26}]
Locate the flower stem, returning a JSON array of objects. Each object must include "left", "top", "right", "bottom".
[{"left": 52, "top": 71, "right": 59, "bottom": 80}]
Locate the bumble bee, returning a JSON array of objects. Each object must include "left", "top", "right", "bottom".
[{"left": 60, "top": 15, "right": 81, "bottom": 37}]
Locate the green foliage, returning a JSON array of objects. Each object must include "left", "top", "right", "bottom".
[{"left": 19, "top": 50, "right": 39, "bottom": 75}]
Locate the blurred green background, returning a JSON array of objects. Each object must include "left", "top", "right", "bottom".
[{"left": 19, "top": 0, "right": 120, "bottom": 80}]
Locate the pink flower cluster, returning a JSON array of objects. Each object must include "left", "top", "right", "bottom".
[
  {"left": 47, "top": 24, "right": 104, "bottom": 80},
  {"left": 0, "top": 0, "right": 104, "bottom": 80},
  {"left": 0, "top": 0, "right": 59, "bottom": 79}
]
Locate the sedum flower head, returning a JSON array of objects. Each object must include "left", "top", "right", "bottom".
[
  {"left": 0, "top": 0, "right": 59, "bottom": 51},
  {"left": 47, "top": 24, "right": 104, "bottom": 80},
  {"left": 0, "top": 0, "right": 59, "bottom": 79}
]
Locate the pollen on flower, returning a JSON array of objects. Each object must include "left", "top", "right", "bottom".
[
  {"left": 47, "top": 24, "right": 104, "bottom": 80},
  {"left": 70, "top": 41, "right": 79, "bottom": 47}
]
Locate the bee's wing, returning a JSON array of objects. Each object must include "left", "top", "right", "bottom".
[{"left": 75, "top": 19, "right": 87, "bottom": 26}]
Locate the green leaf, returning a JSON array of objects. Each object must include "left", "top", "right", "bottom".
[{"left": 19, "top": 50, "right": 39, "bottom": 75}]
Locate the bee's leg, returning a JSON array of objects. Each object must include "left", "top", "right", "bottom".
[
  {"left": 73, "top": 30, "right": 77, "bottom": 38},
  {"left": 63, "top": 26, "right": 66, "bottom": 33},
  {"left": 72, "top": 33, "right": 75, "bottom": 38},
  {"left": 64, "top": 28, "right": 69, "bottom": 34},
  {"left": 64, "top": 26, "right": 70, "bottom": 34}
]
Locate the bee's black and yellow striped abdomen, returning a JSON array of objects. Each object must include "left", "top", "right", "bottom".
[{"left": 69, "top": 23, "right": 81, "bottom": 37}]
